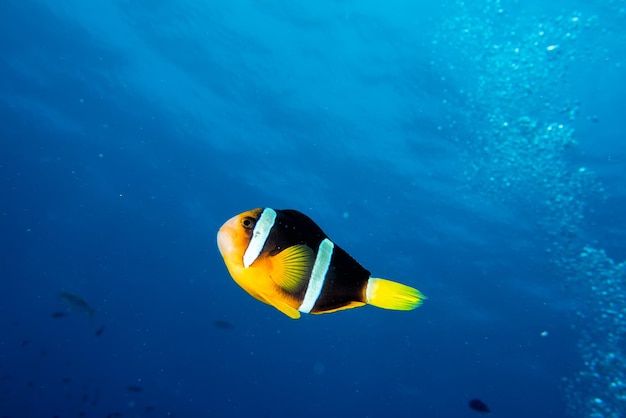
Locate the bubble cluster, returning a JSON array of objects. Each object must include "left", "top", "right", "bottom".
[
  {"left": 433, "top": 1, "right": 624, "bottom": 417},
  {"left": 434, "top": 3, "right": 600, "bottom": 211},
  {"left": 564, "top": 247, "right": 626, "bottom": 418}
]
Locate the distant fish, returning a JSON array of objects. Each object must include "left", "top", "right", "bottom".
[
  {"left": 212, "top": 320, "right": 234, "bottom": 330},
  {"left": 217, "top": 208, "right": 426, "bottom": 319},
  {"left": 62, "top": 377, "right": 71, "bottom": 384},
  {"left": 20, "top": 339, "right": 29, "bottom": 347},
  {"left": 145, "top": 406, "right": 155, "bottom": 413},
  {"left": 95, "top": 325, "right": 106, "bottom": 336},
  {"left": 469, "top": 398, "right": 490, "bottom": 413},
  {"left": 51, "top": 311, "right": 68, "bottom": 319},
  {"left": 59, "top": 293, "right": 96, "bottom": 322},
  {"left": 127, "top": 385, "right": 142, "bottom": 393}
]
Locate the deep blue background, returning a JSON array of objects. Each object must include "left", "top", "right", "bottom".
[{"left": 1, "top": 1, "right": 625, "bottom": 417}]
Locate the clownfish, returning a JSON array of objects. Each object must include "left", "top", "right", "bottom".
[{"left": 216, "top": 208, "right": 426, "bottom": 319}]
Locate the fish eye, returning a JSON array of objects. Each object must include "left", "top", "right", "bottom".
[{"left": 241, "top": 217, "right": 256, "bottom": 230}]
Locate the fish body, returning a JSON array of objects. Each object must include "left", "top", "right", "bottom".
[
  {"left": 217, "top": 208, "right": 425, "bottom": 319},
  {"left": 59, "top": 293, "right": 96, "bottom": 322}
]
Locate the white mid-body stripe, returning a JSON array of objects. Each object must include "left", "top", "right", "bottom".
[
  {"left": 243, "top": 208, "right": 276, "bottom": 268},
  {"left": 299, "top": 238, "right": 334, "bottom": 313}
]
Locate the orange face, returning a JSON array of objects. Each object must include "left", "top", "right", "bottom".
[
  {"left": 217, "top": 208, "right": 263, "bottom": 278},
  {"left": 216, "top": 208, "right": 314, "bottom": 319},
  {"left": 217, "top": 208, "right": 287, "bottom": 308}
]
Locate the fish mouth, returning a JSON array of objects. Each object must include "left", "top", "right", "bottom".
[{"left": 217, "top": 215, "right": 239, "bottom": 258}]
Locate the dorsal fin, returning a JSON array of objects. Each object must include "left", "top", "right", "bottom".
[{"left": 269, "top": 244, "right": 314, "bottom": 293}]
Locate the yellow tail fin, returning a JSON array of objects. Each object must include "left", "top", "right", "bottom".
[{"left": 366, "top": 278, "right": 426, "bottom": 311}]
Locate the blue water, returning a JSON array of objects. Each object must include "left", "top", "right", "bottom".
[{"left": 2, "top": 1, "right": 625, "bottom": 417}]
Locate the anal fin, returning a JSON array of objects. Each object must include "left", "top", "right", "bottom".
[{"left": 311, "top": 301, "right": 365, "bottom": 315}]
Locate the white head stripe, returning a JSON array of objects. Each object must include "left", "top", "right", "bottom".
[
  {"left": 243, "top": 208, "right": 276, "bottom": 268},
  {"left": 299, "top": 238, "right": 334, "bottom": 313}
]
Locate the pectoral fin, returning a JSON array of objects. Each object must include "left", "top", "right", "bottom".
[{"left": 269, "top": 244, "right": 314, "bottom": 293}]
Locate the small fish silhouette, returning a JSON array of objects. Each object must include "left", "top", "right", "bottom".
[
  {"left": 59, "top": 293, "right": 97, "bottom": 322},
  {"left": 469, "top": 398, "right": 490, "bottom": 413},
  {"left": 213, "top": 320, "right": 234, "bottom": 330}
]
